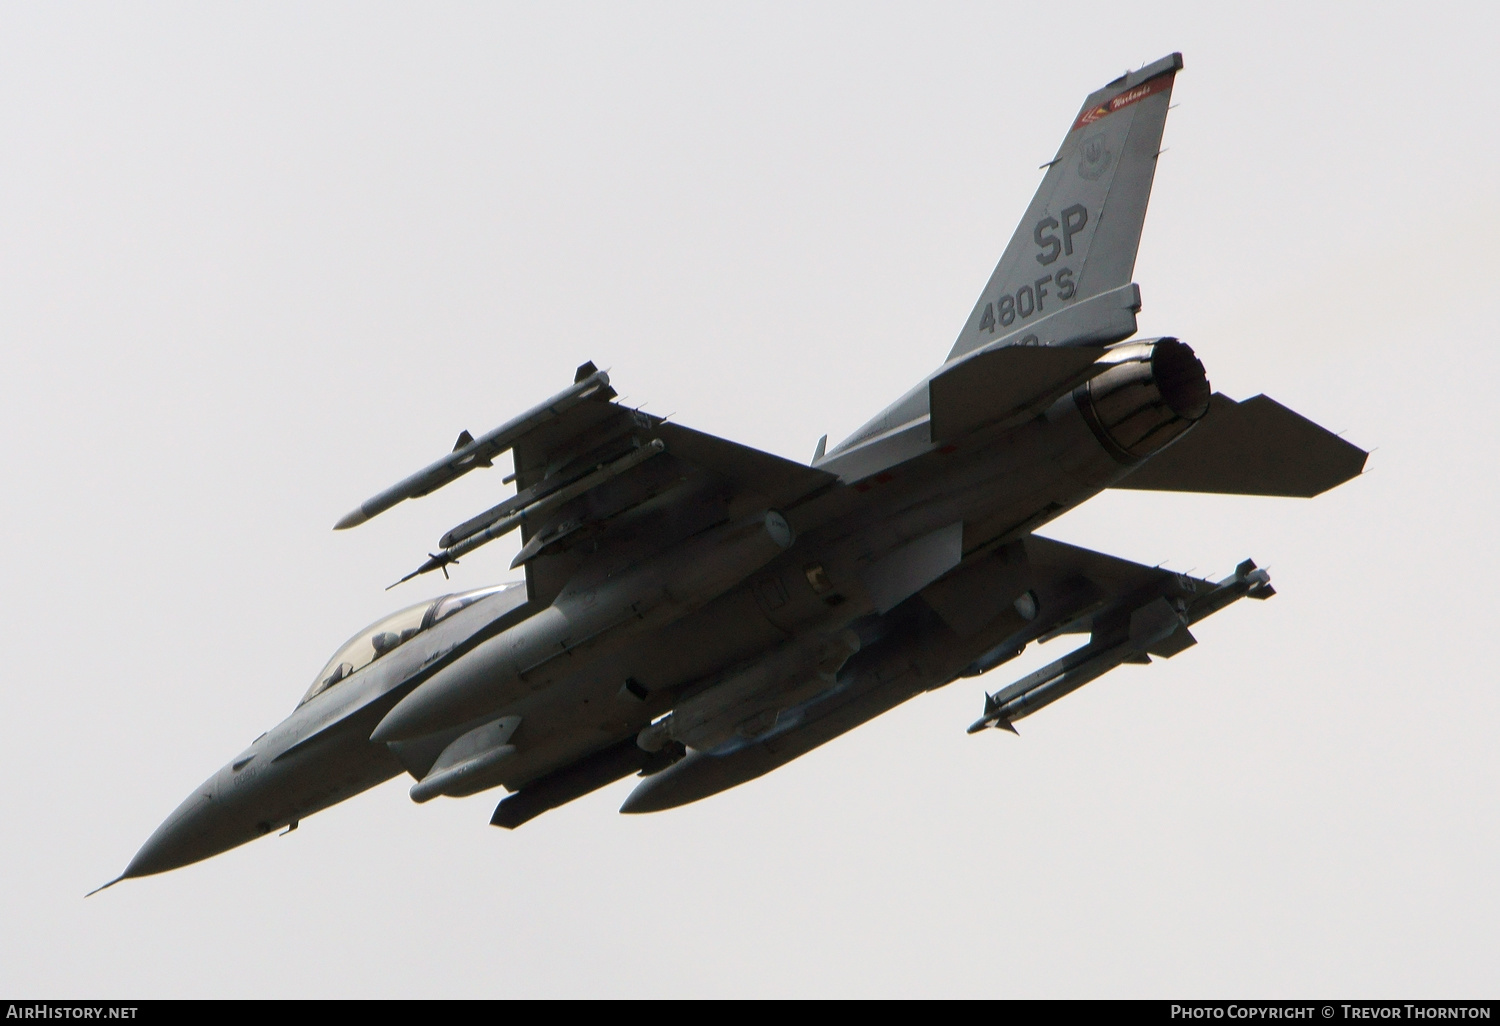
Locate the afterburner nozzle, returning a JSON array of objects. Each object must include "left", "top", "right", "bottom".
[{"left": 1075, "top": 337, "right": 1210, "bottom": 464}]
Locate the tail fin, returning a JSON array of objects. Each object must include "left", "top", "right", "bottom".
[{"left": 947, "top": 53, "right": 1181, "bottom": 362}]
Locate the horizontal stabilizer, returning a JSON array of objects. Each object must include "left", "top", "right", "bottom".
[
  {"left": 929, "top": 345, "right": 1106, "bottom": 442},
  {"left": 1113, "top": 393, "right": 1367, "bottom": 497}
]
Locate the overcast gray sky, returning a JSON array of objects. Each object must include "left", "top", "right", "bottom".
[{"left": 2, "top": 1, "right": 1496, "bottom": 998}]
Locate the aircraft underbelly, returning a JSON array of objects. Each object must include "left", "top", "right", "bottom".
[
  {"left": 474, "top": 405, "right": 1134, "bottom": 792},
  {"left": 519, "top": 447, "right": 1112, "bottom": 779}
]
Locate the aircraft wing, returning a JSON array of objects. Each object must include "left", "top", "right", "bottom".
[
  {"left": 507, "top": 407, "right": 833, "bottom": 516},
  {"left": 511, "top": 400, "right": 836, "bottom": 605},
  {"left": 336, "top": 362, "right": 837, "bottom": 604},
  {"left": 617, "top": 531, "right": 1272, "bottom": 813},
  {"left": 918, "top": 532, "right": 1225, "bottom": 647}
]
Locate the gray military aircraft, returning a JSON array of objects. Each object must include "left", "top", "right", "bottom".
[{"left": 98, "top": 53, "right": 1365, "bottom": 890}]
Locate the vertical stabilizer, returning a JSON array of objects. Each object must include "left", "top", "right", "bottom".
[{"left": 947, "top": 54, "right": 1181, "bottom": 362}]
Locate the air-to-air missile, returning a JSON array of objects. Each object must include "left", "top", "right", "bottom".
[
  {"left": 966, "top": 560, "right": 1273, "bottom": 735},
  {"left": 100, "top": 53, "right": 1367, "bottom": 890}
]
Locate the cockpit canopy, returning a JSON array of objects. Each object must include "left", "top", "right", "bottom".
[{"left": 299, "top": 582, "right": 522, "bottom": 707}]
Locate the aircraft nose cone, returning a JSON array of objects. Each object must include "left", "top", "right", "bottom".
[{"left": 122, "top": 771, "right": 244, "bottom": 879}]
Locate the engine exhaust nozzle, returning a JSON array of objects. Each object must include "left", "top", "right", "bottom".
[{"left": 1075, "top": 337, "right": 1210, "bottom": 464}]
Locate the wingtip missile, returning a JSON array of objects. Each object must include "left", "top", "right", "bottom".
[
  {"left": 334, "top": 367, "right": 616, "bottom": 531},
  {"left": 967, "top": 560, "right": 1275, "bottom": 734}
]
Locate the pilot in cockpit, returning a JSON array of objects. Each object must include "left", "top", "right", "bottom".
[{"left": 370, "top": 631, "right": 403, "bottom": 657}]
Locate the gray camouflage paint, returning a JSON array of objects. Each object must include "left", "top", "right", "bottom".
[{"left": 104, "top": 53, "right": 1365, "bottom": 888}]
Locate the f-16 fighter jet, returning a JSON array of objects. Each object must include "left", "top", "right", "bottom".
[{"left": 99, "top": 53, "right": 1365, "bottom": 890}]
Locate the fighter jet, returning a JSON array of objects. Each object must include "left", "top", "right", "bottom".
[{"left": 98, "top": 53, "right": 1365, "bottom": 890}]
